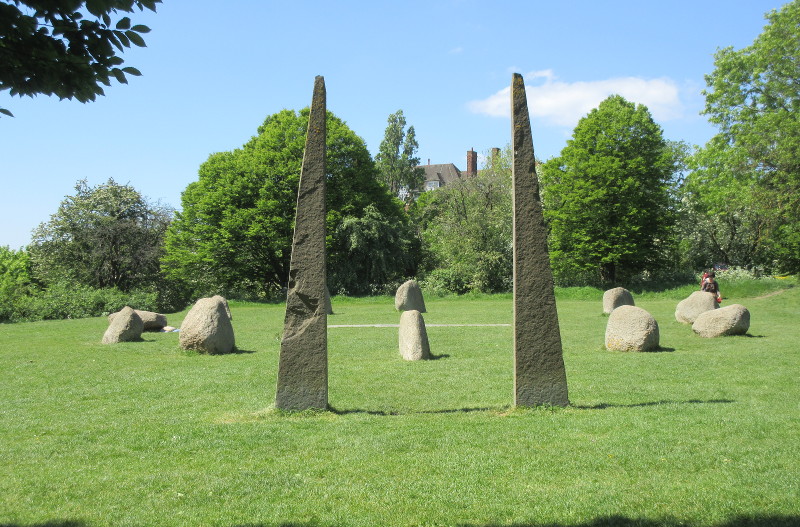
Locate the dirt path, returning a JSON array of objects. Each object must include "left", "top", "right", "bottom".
[{"left": 753, "top": 288, "right": 792, "bottom": 300}]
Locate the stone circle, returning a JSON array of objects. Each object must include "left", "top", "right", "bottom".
[
  {"left": 692, "top": 304, "right": 750, "bottom": 338},
  {"left": 603, "top": 287, "right": 635, "bottom": 314},
  {"left": 605, "top": 305, "right": 660, "bottom": 352},
  {"left": 675, "top": 291, "right": 719, "bottom": 324},
  {"left": 179, "top": 296, "right": 235, "bottom": 354}
]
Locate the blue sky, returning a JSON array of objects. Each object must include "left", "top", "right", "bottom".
[{"left": 0, "top": 0, "right": 786, "bottom": 249}]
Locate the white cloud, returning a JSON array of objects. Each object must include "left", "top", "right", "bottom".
[{"left": 467, "top": 71, "right": 684, "bottom": 127}]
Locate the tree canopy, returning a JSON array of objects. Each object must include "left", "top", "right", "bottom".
[
  {"left": 162, "top": 108, "right": 414, "bottom": 298},
  {"left": 541, "top": 95, "right": 681, "bottom": 285},
  {"left": 375, "top": 109, "right": 425, "bottom": 199},
  {"left": 686, "top": 0, "right": 800, "bottom": 272},
  {"left": 0, "top": 0, "right": 160, "bottom": 117},
  {"left": 28, "top": 178, "right": 172, "bottom": 291}
]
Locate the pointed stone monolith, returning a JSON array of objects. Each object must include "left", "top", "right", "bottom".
[
  {"left": 511, "top": 73, "right": 569, "bottom": 407},
  {"left": 275, "top": 76, "right": 328, "bottom": 411}
]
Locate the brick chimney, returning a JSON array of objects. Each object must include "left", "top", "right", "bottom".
[{"left": 466, "top": 148, "right": 478, "bottom": 176}]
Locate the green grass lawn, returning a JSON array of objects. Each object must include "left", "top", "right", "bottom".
[{"left": 1, "top": 284, "right": 798, "bottom": 527}]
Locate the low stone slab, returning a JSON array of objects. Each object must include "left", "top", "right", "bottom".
[
  {"left": 675, "top": 291, "right": 719, "bottom": 324},
  {"left": 693, "top": 304, "right": 750, "bottom": 338},
  {"left": 102, "top": 306, "right": 144, "bottom": 344},
  {"left": 395, "top": 280, "right": 426, "bottom": 313},
  {"left": 603, "top": 287, "right": 634, "bottom": 314},
  {"left": 179, "top": 296, "right": 235, "bottom": 354},
  {"left": 399, "top": 310, "right": 431, "bottom": 361},
  {"left": 605, "top": 305, "right": 659, "bottom": 352},
  {"left": 109, "top": 309, "right": 167, "bottom": 331}
]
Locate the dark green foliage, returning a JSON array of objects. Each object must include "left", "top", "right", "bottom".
[
  {"left": 162, "top": 108, "right": 412, "bottom": 299},
  {"left": 416, "top": 147, "right": 513, "bottom": 294},
  {"left": 28, "top": 178, "right": 173, "bottom": 291},
  {"left": 541, "top": 95, "right": 682, "bottom": 286},
  {"left": 0, "top": 246, "right": 33, "bottom": 321},
  {"left": 0, "top": 0, "right": 160, "bottom": 116},
  {"left": 686, "top": 0, "right": 800, "bottom": 273}
]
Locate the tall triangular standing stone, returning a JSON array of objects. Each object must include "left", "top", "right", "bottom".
[
  {"left": 511, "top": 73, "right": 569, "bottom": 407},
  {"left": 275, "top": 76, "right": 328, "bottom": 411}
]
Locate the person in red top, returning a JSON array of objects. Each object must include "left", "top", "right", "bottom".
[{"left": 701, "top": 271, "right": 722, "bottom": 303}]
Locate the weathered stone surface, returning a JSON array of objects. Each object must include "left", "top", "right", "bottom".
[
  {"left": 399, "top": 310, "right": 431, "bottom": 360},
  {"left": 605, "top": 305, "right": 660, "bottom": 352},
  {"left": 511, "top": 73, "right": 569, "bottom": 407},
  {"left": 179, "top": 296, "right": 235, "bottom": 354},
  {"left": 275, "top": 76, "right": 328, "bottom": 411},
  {"left": 109, "top": 309, "right": 167, "bottom": 331},
  {"left": 675, "top": 291, "right": 719, "bottom": 324},
  {"left": 102, "top": 306, "right": 143, "bottom": 344},
  {"left": 603, "top": 287, "right": 635, "bottom": 314},
  {"left": 692, "top": 304, "right": 750, "bottom": 338},
  {"left": 394, "top": 280, "right": 426, "bottom": 313},
  {"left": 212, "top": 295, "right": 232, "bottom": 320}
]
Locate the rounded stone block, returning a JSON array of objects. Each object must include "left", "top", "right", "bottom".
[
  {"left": 179, "top": 296, "right": 235, "bottom": 354},
  {"left": 603, "top": 287, "right": 635, "bottom": 314},
  {"left": 399, "top": 310, "right": 431, "bottom": 361},
  {"left": 692, "top": 304, "right": 750, "bottom": 338},
  {"left": 605, "top": 305, "right": 660, "bottom": 352},
  {"left": 102, "top": 306, "right": 144, "bottom": 344},
  {"left": 395, "top": 280, "right": 426, "bottom": 313},
  {"left": 675, "top": 291, "right": 719, "bottom": 324}
]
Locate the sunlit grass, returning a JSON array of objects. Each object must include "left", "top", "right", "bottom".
[{"left": 0, "top": 281, "right": 798, "bottom": 526}]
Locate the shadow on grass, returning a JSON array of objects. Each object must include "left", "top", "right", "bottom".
[
  {"left": 329, "top": 405, "right": 495, "bottom": 416},
  {"left": 574, "top": 398, "right": 735, "bottom": 410}
]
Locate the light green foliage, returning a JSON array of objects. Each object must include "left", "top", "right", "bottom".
[
  {"left": 162, "top": 108, "right": 410, "bottom": 298},
  {"left": 375, "top": 109, "right": 425, "bottom": 197},
  {"left": 687, "top": 1, "right": 800, "bottom": 272},
  {"left": 29, "top": 178, "right": 172, "bottom": 291},
  {"left": 416, "top": 147, "right": 513, "bottom": 293},
  {"left": 0, "top": 246, "right": 32, "bottom": 320},
  {"left": 1, "top": 286, "right": 798, "bottom": 524},
  {"left": 0, "top": 0, "right": 160, "bottom": 117},
  {"left": 541, "top": 95, "right": 682, "bottom": 286}
]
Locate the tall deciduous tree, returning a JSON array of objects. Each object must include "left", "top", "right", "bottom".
[
  {"left": 375, "top": 109, "right": 425, "bottom": 198},
  {"left": 687, "top": 0, "right": 800, "bottom": 272},
  {"left": 541, "top": 95, "right": 681, "bottom": 285},
  {"left": 162, "top": 108, "right": 413, "bottom": 298},
  {"left": 28, "top": 178, "right": 172, "bottom": 291},
  {"left": 0, "top": 0, "right": 160, "bottom": 117}
]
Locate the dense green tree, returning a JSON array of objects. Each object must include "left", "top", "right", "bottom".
[
  {"left": 28, "top": 178, "right": 172, "bottom": 290},
  {"left": 541, "top": 95, "right": 681, "bottom": 285},
  {"left": 0, "top": 0, "right": 160, "bottom": 117},
  {"left": 162, "top": 108, "right": 412, "bottom": 298},
  {"left": 375, "top": 109, "right": 425, "bottom": 198},
  {"left": 415, "top": 147, "right": 513, "bottom": 293},
  {"left": 0, "top": 246, "right": 33, "bottom": 320},
  {"left": 687, "top": 0, "right": 800, "bottom": 272}
]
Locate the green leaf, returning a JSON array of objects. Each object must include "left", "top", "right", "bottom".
[
  {"left": 111, "top": 68, "right": 128, "bottom": 84},
  {"left": 131, "top": 24, "right": 151, "bottom": 34},
  {"left": 115, "top": 17, "right": 131, "bottom": 30},
  {"left": 0, "top": 108, "right": 14, "bottom": 118},
  {"left": 126, "top": 31, "right": 146, "bottom": 47}
]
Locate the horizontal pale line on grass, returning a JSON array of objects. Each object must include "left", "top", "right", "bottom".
[{"left": 328, "top": 324, "right": 511, "bottom": 328}]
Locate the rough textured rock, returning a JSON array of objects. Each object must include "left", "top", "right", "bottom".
[
  {"left": 399, "top": 310, "right": 431, "bottom": 361},
  {"left": 692, "top": 304, "right": 750, "bottom": 338},
  {"left": 179, "top": 296, "right": 235, "bottom": 354},
  {"left": 603, "top": 287, "right": 635, "bottom": 314},
  {"left": 394, "top": 280, "right": 426, "bottom": 313},
  {"left": 605, "top": 305, "right": 660, "bottom": 352},
  {"left": 109, "top": 309, "right": 167, "bottom": 331},
  {"left": 511, "top": 73, "right": 569, "bottom": 407},
  {"left": 275, "top": 76, "right": 329, "bottom": 411},
  {"left": 102, "top": 306, "right": 143, "bottom": 344},
  {"left": 324, "top": 287, "right": 333, "bottom": 315},
  {"left": 675, "top": 291, "right": 719, "bottom": 324},
  {"left": 212, "top": 295, "right": 232, "bottom": 320}
]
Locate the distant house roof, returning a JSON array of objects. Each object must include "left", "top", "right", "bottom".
[{"left": 418, "top": 163, "right": 463, "bottom": 187}]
